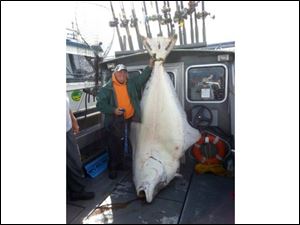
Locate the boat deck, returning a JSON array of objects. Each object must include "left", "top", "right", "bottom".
[{"left": 67, "top": 157, "right": 234, "bottom": 224}]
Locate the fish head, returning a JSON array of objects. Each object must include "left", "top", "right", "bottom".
[
  {"left": 142, "top": 35, "right": 177, "bottom": 61},
  {"left": 136, "top": 157, "right": 168, "bottom": 203}
]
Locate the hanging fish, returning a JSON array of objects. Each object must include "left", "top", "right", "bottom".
[{"left": 131, "top": 34, "right": 200, "bottom": 203}]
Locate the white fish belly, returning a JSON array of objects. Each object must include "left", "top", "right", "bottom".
[{"left": 131, "top": 61, "right": 200, "bottom": 203}]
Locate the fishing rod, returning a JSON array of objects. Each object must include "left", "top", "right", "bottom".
[
  {"left": 166, "top": 1, "right": 175, "bottom": 35},
  {"left": 130, "top": 2, "right": 143, "bottom": 50},
  {"left": 175, "top": 1, "right": 183, "bottom": 45},
  {"left": 180, "top": 1, "right": 187, "bottom": 45},
  {"left": 120, "top": 1, "right": 134, "bottom": 51},
  {"left": 122, "top": 35, "right": 127, "bottom": 50},
  {"left": 162, "top": 1, "right": 171, "bottom": 37},
  {"left": 189, "top": 1, "right": 195, "bottom": 44},
  {"left": 142, "top": 1, "right": 152, "bottom": 38},
  {"left": 201, "top": 1, "right": 206, "bottom": 44},
  {"left": 187, "top": 1, "right": 200, "bottom": 43},
  {"left": 195, "top": 1, "right": 214, "bottom": 45},
  {"left": 109, "top": 1, "right": 125, "bottom": 51},
  {"left": 194, "top": 2, "right": 199, "bottom": 43},
  {"left": 155, "top": 1, "right": 163, "bottom": 36}
]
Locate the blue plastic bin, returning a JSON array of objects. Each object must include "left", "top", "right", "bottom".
[{"left": 84, "top": 152, "right": 108, "bottom": 178}]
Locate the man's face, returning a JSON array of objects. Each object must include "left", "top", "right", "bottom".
[{"left": 114, "top": 70, "right": 128, "bottom": 84}]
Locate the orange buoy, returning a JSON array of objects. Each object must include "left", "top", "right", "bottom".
[{"left": 192, "top": 134, "right": 226, "bottom": 165}]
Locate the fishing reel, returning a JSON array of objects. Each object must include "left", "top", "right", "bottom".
[
  {"left": 161, "top": 18, "right": 172, "bottom": 25},
  {"left": 120, "top": 18, "right": 129, "bottom": 28},
  {"left": 147, "top": 14, "right": 163, "bottom": 22},
  {"left": 195, "top": 11, "right": 215, "bottom": 20},
  {"left": 174, "top": 8, "right": 188, "bottom": 23},
  {"left": 161, "top": 5, "right": 171, "bottom": 14},
  {"left": 130, "top": 17, "right": 138, "bottom": 27},
  {"left": 109, "top": 18, "right": 119, "bottom": 27},
  {"left": 187, "top": 1, "right": 199, "bottom": 15}
]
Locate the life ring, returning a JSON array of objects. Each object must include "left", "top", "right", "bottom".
[{"left": 192, "top": 134, "right": 226, "bottom": 165}]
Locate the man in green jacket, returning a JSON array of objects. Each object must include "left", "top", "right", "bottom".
[{"left": 96, "top": 59, "right": 154, "bottom": 179}]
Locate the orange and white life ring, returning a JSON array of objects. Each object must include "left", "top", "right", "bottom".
[{"left": 192, "top": 134, "right": 226, "bottom": 165}]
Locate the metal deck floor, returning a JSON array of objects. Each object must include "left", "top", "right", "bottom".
[{"left": 67, "top": 161, "right": 234, "bottom": 224}]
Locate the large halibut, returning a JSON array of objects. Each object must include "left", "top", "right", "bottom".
[{"left": 131, "top": 35, "right": 200, "bottom": 203}]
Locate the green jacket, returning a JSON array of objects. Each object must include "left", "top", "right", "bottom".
[{"left": 96, "top": 66, "right": 152, "bottom": 128}]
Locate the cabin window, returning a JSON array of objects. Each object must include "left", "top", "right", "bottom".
[
  {"left": 187, "top": 65, "right": 226, "bottom": 102},
  {"left": 66, "top": 54, "right": 95, "bottom": 82}
]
